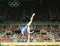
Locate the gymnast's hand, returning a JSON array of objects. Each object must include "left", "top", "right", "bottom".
[
  {"left": 29, "top": 31, "right": 34, "bottom": 34},
  {"left": 31, "top": 31, "right": 34, "bottom": 33}
]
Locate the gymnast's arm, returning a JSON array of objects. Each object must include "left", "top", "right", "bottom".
[
  {"left": 30, "top": 31, "right": 34, "bottom": 33},
  {"left": 27, "top": 27, "right": 34, "bottom": 34}
]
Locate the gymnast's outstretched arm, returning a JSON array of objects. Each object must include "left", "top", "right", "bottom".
[
  {"left": 27, "top": 27, "right": 34, "bottom": 34},
  {"left": 30, "top": 31, "right": 34, "bottom": 33}
]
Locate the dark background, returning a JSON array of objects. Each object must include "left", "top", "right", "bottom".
[{"left": 0, "top": 0, "right": 60, "bottom": 22}]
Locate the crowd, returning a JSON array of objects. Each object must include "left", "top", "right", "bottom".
[{"left": 0, "top": 24, "right": 60, "bottom": 42}]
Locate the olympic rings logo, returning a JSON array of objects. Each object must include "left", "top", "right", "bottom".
[{"left": 8, "top": 1, "right": 20, "bottom": 7}]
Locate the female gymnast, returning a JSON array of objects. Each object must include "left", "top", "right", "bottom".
[{"left": 21, "top": 13, "right": 35, "bottom": 42}]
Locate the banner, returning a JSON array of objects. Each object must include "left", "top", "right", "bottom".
[{"left": 8, "top": 0, "right": 20, "bottom": 7}]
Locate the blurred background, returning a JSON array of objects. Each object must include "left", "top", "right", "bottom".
[
  {"left": 0, "top": 0, "right": 60, "bottom": 22},
  {"left": 0, "top": 0, "right": 60, "bottom": 42}
]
